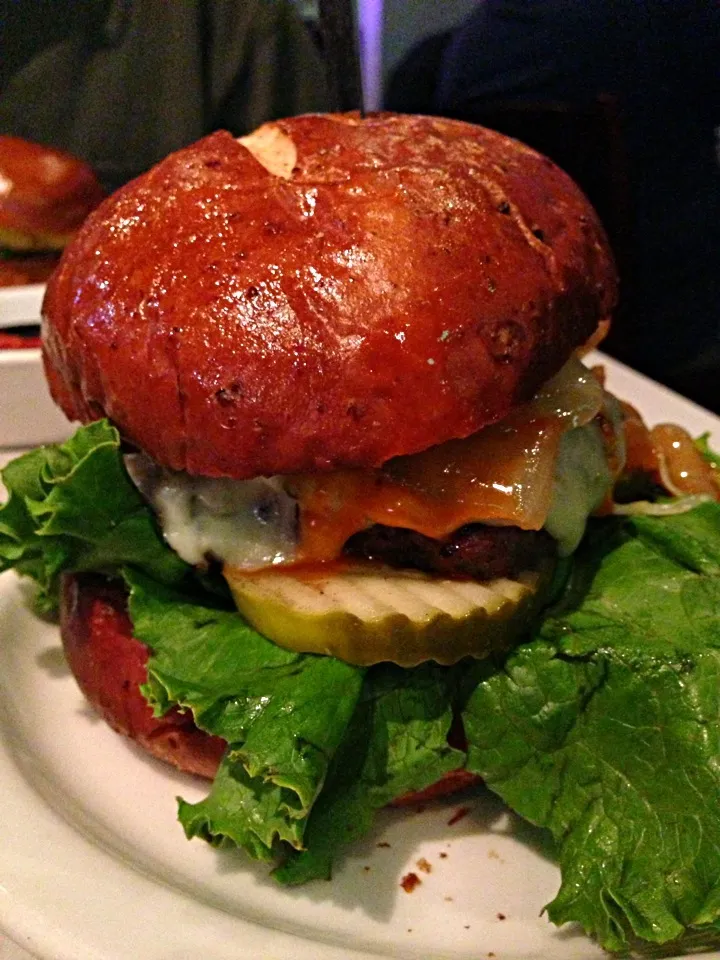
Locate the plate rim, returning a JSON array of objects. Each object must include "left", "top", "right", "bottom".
[{"left": 0, "top": 284, "right": 45, "bottom": 330}]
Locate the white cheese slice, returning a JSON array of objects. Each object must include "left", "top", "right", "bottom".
[{"left": 126, "top": 457, "right": 298, "bottom": 569}]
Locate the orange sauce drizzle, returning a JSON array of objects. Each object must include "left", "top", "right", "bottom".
[
  {"left": 290, "top": 413, "right": 566, "bottom": 563},
  {"left": 651, "top": 423, "right": 720, "bottom": 499},
  {"left": 622, "top": 402, "right": 659, "bottom": 477}
]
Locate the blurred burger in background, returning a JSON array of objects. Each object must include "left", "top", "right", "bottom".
[{"left": 0, "top": 136, "right": 104, "bottom": 288}]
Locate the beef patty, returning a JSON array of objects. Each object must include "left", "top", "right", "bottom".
[{"left": 343, "top": 523, "right": 555, "bottom": 580}]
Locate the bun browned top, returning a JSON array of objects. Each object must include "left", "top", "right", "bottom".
[
  {"left": 0, "top": 136, "right": 104, "bottom": 250},
  {"left": 43, "top": 113, "right": 616, "bottom": 479}
]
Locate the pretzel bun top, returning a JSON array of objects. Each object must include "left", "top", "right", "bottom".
[
  {"left": 0, "top": 136, "right": 104, "bottom": 250},
  {"left": 42, "top": 113, "right": 616, "bottom": 478}
]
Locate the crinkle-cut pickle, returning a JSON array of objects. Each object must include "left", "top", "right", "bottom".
[{"left": 223, "top": 564, "right": 548, "bottom": 666}]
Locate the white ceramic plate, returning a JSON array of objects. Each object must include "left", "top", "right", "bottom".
[
  {"left": 0, "top": 285, "right": 46, "bottom": 328},
  {"left": 0, "top": 354, "right": 718, "bottom": 960},
  {"left": 0, "top": 286, "right": 72, "bottom": 449}
]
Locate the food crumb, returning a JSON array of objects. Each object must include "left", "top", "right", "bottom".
[
  {"left": 488, "top": 849, "right": 500, "bottom": 860},
  {"left": 444, "top": 896, "right": 454, "bottom": 902},
  {"left": 440, "top": 852, "right": 448, "bottom": 859},
  {"left": 448, "top": 806, "right": 470, "bottom": 826},
  {"left": 464, "top": 925, "right": 471, "bottom": 930},
  {"left": 488, "top": 953, "right": 496, "bottom": 958},
  {"left": 407, "top": 928, "right": 413, "bottom": 933},
  {"left": 363, "top": 866, "right": 371, "bottom": 872},
  {"left": 416, "top": 857, "right": 432, "bottom": 874},
  {"left": 377, "top": 841, "right": 391, "bottom": 848},
  {"left": 497, "top": 912, "right": 506, "bottom": 921},
  {"left": 401, "top": 872, "right": 422, "bottom": 893}
]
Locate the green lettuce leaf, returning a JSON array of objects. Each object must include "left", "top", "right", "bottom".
[
  {"left": 275, "top": 662, "right": 466, "bottom": 885},
  {"left": 463, "top": 502, "right": 720, "bottom": 953},
  {"left": 697, "top": 433, "right": 720, "bottom": 470},
  {"left": 0, "top": 421, "right": 188, "bottom": 609},
  {"left": 124, "top": 568, "right": 365, "bottom": 859},
  {"left": 7, "top": 419, "right": 720, "bottom": 954},
  {"left": 180, "top": 753, "right": 309, "bottom": 859}
]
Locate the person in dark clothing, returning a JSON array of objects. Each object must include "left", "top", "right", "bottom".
[
  {"left": 434, "top": 0, "right": 720, "bottom": 410},
  {"left": 0, "top": 0, "right": 331, "bottom": 192},
  {"left": 385, "top": 30, "right": 452, "bottom": 116}
]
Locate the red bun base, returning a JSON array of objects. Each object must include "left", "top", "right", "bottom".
[
  {"left": 60, "top": 573, "right": 226, "bottom": 778},
  {"left": 390, "top": 768, "right": 481, "bottom": 807},
  {"left": 59, "top": 573, "right": 481, "bottom": 803}
]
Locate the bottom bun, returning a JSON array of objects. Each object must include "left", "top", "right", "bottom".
[
  {"left": 60, "top": 573, "right": 226, "bottom": 778},
  {"left": 59, "top": 572, "right": 481, "bottom": 802}
]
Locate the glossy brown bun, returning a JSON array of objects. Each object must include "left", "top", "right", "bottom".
[
  {"left": 60, "top": 573, "right": 226, "bottom": 779},
  {"left": 43, "top": 112, "right": 616, "bottom": 480},
  {"left": 59, "top": 572, "right": 480, "bottom": 802},
  {"left": 0, "top": 136, "right": 104, "bottom": 251}
]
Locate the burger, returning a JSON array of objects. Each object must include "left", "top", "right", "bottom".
[
  {"left": 38, "top": 109, "right": 617, "bottom": 772},
  {"left": 5, "top": 113, "right": 719, "bottom": 953},
  {"left": 0, "top": 135, "right": 104, "bottom": 288},
  {"left": 7, "top": 108, "right": 619, "bottom": 827}
]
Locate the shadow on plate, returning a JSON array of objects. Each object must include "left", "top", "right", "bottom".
[
  {"left": 35, "top": 644, "right": 71, "bottom": 678},
  {"left": 202, "top": 782, "right": 558, "bottom": 923}
]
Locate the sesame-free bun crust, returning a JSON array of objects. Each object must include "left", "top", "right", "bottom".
[
  {"left": 43, "top": 113, "right": 616, "bottom": 478},
  {"left": 0, "top": 136, "right": 104, "bottom": 250}
]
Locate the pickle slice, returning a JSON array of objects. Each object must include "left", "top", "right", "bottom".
[{"left": 223, "top": 564, "right": 548, "bottom": 666}]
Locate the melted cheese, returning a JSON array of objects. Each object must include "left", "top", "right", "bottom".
[
  {"left": 127, "top": 358, "right": 620, "bottom": 569},
  {"left": 545, "top": 422, "right": 613, "bottom": 556},
  {"left": 291, "top": 415, "right": 566, "bottom": 561},
  {"left": 126, "top": 456, "right": 298, "bottom": 568},
  {"left": 290, "top": 357, "right": 609, "bottom": 561}
]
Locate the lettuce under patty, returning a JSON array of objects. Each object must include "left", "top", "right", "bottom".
[
  {"left": 698, "top": 432, "right": 720, "bottom": 472},
  {"left": 464, "top": 503, "right": 720, "bottom": 952},
  {"left": 0, "top": 421, "right": 189, "bottom": 608},
  {"left": 2, "top": 421, "right": 720, "bottom": 954},
  {"left": 127, "top": 567, "right": 365, "bottom": 859}
]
